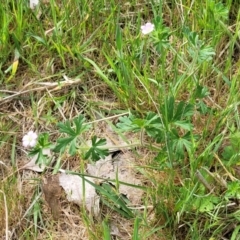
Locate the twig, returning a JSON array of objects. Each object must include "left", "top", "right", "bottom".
[
  {"left": 195, "top": 170, "right": 213, "bottom": 192},
  {"left": 214, "top": 153, "right": 237, "bottom": 181},
  {"left": 87, "top": 112, "right": 129, "bottom": 125},
  {"left": 201, "top": 167, "right": 228, "bottom": 189},
  {"left": 0, "top": 75, "right": 82, "bottom": 106}
]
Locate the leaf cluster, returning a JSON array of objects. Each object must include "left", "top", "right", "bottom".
[
  {"left": 117, "top": 96, "right": 198, "bottom": 160},
  {"left": 53, "top": 115, "right": 109, "bottom": 161},
  {"left": 28, "top": 133, "right": 53, "bottom": 166},
  {"left": 183, "top": 27, "right": 215, "bottom": 63},
  {"left": 84, "top": 136, "right": 109, "bottom": 161}
]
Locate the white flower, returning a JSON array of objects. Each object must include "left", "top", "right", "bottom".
[
  {"left": 141, "top": 22, "right": 155, "bottom": 35},
  {"left": 22, "top": 131, "right": 38, "bottom": 148},
  {"left": 29, "top": 0, "right": 39, "bottom": 9}
]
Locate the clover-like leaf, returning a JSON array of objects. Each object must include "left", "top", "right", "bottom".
[
  {"left": 173, "top": 101, "right": 194, "bottom": 121},
  {"left": 117, "top": 112, "right": 163, "bottom": 137},
  {"left": 194, "top": 85, "right": 210, "bottom": 99},
  {"left": 171, "top": 130, "right": 193, "bottom": 159},
  {"left": 117, "top": 114, "right": 140, "bottom": 132},
  {"left": 173, "top": 120, "right": 193, "bottom": 131},
  {"left": 193, "top": 195, "right": 219, "bottom": 213},
  {"left": 160, "top": 97, "right": 194, "bottom": 128},
  {"left": 53, "top": 115, "right": 91, "bottom": 155},
  {"left": 28, "top": 133, "right": 53, "bottom": 165},
  {"left": 84, "top": 136, "right": 109, "bottom": 161}
]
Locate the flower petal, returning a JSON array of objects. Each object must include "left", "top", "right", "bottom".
[
  {"left": 29, "top": 140, "right": 37, "bottom": 147},
  {"left": 22, "top": 131, "right": 38, "bottom": 148},
  {"left": 23, "top": 140, "right": 30, "bottom": 147},
  {"left": 141, "top": 22, "right": 154, "bottom": 35}
]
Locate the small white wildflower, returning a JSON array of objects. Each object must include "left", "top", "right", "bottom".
[
  {"left": 22, "top": 131, "right": 38, "bottom": 148},
  {"left": 141, "top": 22, "right": 155, "bottom": 35},
  {"left": 29, "top": 0, "right": 39, "bottom": 9}
]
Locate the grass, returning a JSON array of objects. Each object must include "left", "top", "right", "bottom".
[{"left": 0, "top": 0, "right": 240, "bottom": 239}]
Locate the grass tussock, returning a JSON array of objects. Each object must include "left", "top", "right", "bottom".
[{"left": 0, "top": 0, "right": 240, "bottom": 239}]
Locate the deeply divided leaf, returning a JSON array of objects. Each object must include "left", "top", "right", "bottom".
[
  {"left": 84, "top": 136, "right": 109, "bottom": 161},
  {"left": 54, "top": 115, "right": 91, "bottom": 155}
]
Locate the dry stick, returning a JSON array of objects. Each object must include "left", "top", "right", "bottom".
[
  {"left": 0, "top": 75, "right": 82, "bottom": 106},
  {"left": 87, "top": 112, "right": 129, "bottom": 125},
  {"left": 128, "top": 205, "right": 153, "bottom": 210},
  {"left": 0, "top": 190, "right": 8, "bottom": 240},
  {"left": 214, "top": 152, "right": 237, "bottom": 181},
  {"left": 201, "top": 167, "right": 228, "bottom": 189},
  {"left": 195, "top": 170, "right": 213, "bottom": 192}
]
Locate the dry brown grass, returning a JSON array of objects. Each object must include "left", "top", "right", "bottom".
[{"left": 0, "top": 82, "right": 162, "bottom": 239}]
